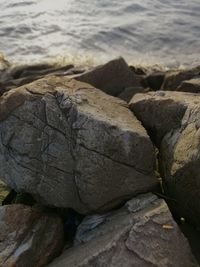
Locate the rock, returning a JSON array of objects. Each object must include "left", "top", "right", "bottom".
[
  {"left": 118, "top": 86, "right": 146, "bottom": 102},
  {"left": 129, "top": 91, "right": 187, "bottom": 146},
  {"left": 0, "top": 54, "right": 11, "bottom": 96},
  {"left": 129, "top": 65, "right": 147, "bottom": 75},
  {"left": 161, "top": 66, "right": 200, "bottom": 91},
  {"left": 0, "top": 76, "right": 157, "bottom": 214},
  {"left": 0, "top": 204, "right": 64, "bottom": 267},
  {"left": 0, "top": 53, "right": 10, "bottom": 71},
  {"left": 0, "top": 63, "right": 76, "bottom": 96},
  {"left": 9, "top": 63, "right": 56, "bottom": 79},
  {"left": 129, "top": 91, "right": 200, "bottom": 226},
  {"left": 0, "top": 180, "right": 10, "bottom": 205},
  {"left": 141, "top": 72, "right": 165, "bottom": 91},
  {"left": 48, "top": 194, "right": 198, "bottom": 267},
  {"left": 74, "top": 57, "right": 141, "bottom": 96},
  {"left": 1, "top": 75, "right": 44, "bottom": 91},
  {"left": 177, "top": 77, "right": 200, "bottom": 93},
  {"left": 13, "top": 64, "right": 74, "bottom": 79}
]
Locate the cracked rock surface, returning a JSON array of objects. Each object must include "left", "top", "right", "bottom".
[
  {"left": 0, "top": 204, "right": 64, "bottom": 267},
  {"left": 0, "top": 76, "right": 157, "bottom": 214},
  {"left": 129, "top": 91, "right": 200, "bottom": 226},
  {"left": 48, "top": 194, "right": 198, "bottom": 267}
]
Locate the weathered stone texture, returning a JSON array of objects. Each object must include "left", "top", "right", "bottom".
[
  {"left": 0, "top": 204, "right": 64, "bottom": 267},
  {"left": 48, "top": 194, "right": 198, "bottom": 267},
  {"left": 130, "top": 91, "right": 200, "bottom": 225},
  {"left": 0, "top": 76, "right": 157, "bottom": 214}
]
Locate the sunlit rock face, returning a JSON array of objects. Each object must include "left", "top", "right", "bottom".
[
  {"left": 129, "top": 91, "right": 200, "bottom": 226},
  {"left": 0, "top": 76, "right": 157, "bottom": 214}
]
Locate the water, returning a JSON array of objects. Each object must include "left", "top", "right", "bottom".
[{"left": 0, "top": 0, "right": 200, "bottom": 67}]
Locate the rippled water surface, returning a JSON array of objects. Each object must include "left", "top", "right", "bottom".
[{"left": 0, "top": 0, "right": 200, "bottom": 66}]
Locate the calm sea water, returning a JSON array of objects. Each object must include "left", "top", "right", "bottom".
[{"left": 0, "top": 0, "right": 200, "bottom": 66}]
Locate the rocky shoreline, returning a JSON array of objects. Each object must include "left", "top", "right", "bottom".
[{"left": 0, "top": 55, "right": 200, "bottom": 266}]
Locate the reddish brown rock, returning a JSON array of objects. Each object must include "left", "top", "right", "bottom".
[{"left": 0, "top": 204, "right": 64, "bottom": 267}]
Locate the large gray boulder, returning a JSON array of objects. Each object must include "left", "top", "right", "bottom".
[
  {"left": 129, "top": 91, "right": 200, "bottom": 225},
  {"left": 0, "top": 204, "right": 64, "bottom": 267},
  {"left": 48, "top": 194, "right": 198, "bottom": 267},
  {"left": 0, "top": 76, "right": 157, "bottom": 214}
]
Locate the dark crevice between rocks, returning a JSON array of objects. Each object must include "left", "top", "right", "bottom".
[
  {"left": 1, "top": 190, "right": 36, "bottom": 206},
  {"left": 48, "top": 207, "right": 84, "bottom": 248},
  {"left": 180, "top": 224, "right": 200, "bottom": 263}
]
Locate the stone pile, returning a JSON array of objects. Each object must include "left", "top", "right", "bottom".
[
  {"left": 130, "top": 91, "right": 200, "bottom": 226},
  {"left": 48, "top": 194, "right": 197, "bottom": 267},
  {"left": 0, "top": 56, "right": 199, "bottom": 266}
]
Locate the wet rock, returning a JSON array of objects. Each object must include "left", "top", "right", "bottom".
[
  {"left": 48, "top": 194, "right": 198, "bottom": 267},
  {"left": 161, "top": 66, "right": 200, "bottom": 91},
  {"left": 129, "top": 65, "right": 147, "bottom": 75},
  {"left": 177, "top": 77, "right": 200, "bottom": 93},
  {"left": 74, "top": 57, "right": 141, "bottom": 96},
  {"left": 0, "top": 63, "right": 75, "bottom": 96},
  {"left": 0, "top": 204, "right": 64, "bottom": 267},
  {"left": 141, "top": 72, "right": 165, "bottom": 91},
  {"left": 9, "top": 63, "right": 56, "bottom": 79},
  {"left": 129, "top": 91, "right": 200, "bottom": 226},
  {"left": 0, "top": 76, "right": 157, "bottom": 214},
  {"left": 1, "top": 75, "right": 44, "bottom": 91}
]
